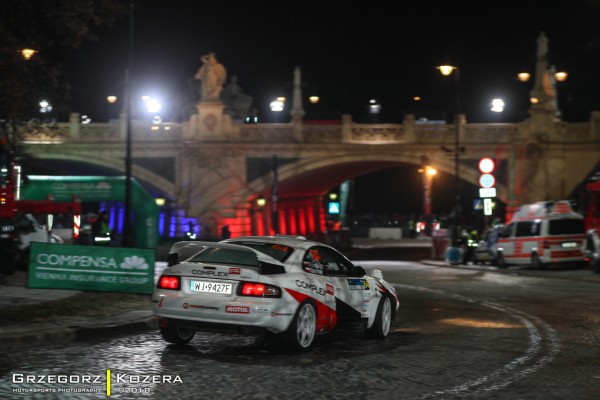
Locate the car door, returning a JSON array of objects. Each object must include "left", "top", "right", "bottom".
[
  {"left": 307, "top": 246, "right": 371, "bottom": 327},
  {"left": 496, "top": 223, "right": 516, "bottom": 260}
]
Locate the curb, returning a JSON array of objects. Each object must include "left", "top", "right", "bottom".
[{"left": 0, "top": 311, "right": 158, "bottom": 351}]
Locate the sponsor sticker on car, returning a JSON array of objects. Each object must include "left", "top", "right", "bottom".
[{"left": 347, "top": 278, "right": 369, "bottom": 290}]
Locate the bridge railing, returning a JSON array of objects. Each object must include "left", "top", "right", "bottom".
[{"left": 19, "top": 112, "right": 600, "bottom": 145}]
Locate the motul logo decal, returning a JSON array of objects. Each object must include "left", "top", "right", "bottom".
[{"left": 226, "top": 305, "right": 249, "bottom": 314}]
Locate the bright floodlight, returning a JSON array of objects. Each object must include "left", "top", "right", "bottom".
[
  {"left": 270, "top": 99, "right": 284, "bottom": 112},
  {"left": 39, "top": 100, "right": 52, "bottom": 113},
  {"left": 368, "top": 99, "right": 381, "bottom": 114},
  {"left": 490, "top": 98, "right": 505, "bottom": 113},
  {"left": 143, "top": 96, "right": 162, "bottom": 113}
]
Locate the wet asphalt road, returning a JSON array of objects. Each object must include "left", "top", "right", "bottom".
[{"left": 1, "top": 246, "right": 599, "bottom": 400}]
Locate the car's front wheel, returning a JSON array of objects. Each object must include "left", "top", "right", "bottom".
[
  {"left": 366, "top": 295, "right": 392, "bottom": 340},
  {"left": 286, "top": 300, "right": 317, "bottom": 351},
  {"left": 159, "top": 324, "right": 195, "bottom": 345}
]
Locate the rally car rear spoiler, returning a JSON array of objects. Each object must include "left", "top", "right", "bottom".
[{"left": 167, "top": 241, "right": 286, "bottom": 274}]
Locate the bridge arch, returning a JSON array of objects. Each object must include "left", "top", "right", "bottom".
[
  {"left": 217, "top": 153, "right": 508, "bottom": 238},
  {"left": 26, "top": 152, "right": 177, "bottom": 199}
]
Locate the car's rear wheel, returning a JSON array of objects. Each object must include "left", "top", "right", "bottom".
[
  {"left": 286, "top": 300, "right": 316, "bottom": 351},
  {"left": 366, "top": 295, "right": 392, "bottom": 340},
  {"left": 159, "top": 324, "right": 195, "bottom": 345}
]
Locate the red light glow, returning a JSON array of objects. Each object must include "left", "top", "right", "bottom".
[
  {"left": 159, "top": 276, "right": 180, "bottom": 290},
  {"left": 241, "top": 283, "right": 265, "bottom": 296}
]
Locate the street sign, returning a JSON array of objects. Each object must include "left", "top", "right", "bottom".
[
  {"left": 479, "top": 173, "right": 496, "bottom": 188},
  {"left": 484, "top": 198, "right": 493, "bottom": 215},
  {"left": 479, "top": 187, "right": 497, "bottom": 198},
  {"left": 478, "top": 157, "right": 495, "bottom": 174},
  {"left": 473, "top": 199, "right": 484, "bottom": 210}
]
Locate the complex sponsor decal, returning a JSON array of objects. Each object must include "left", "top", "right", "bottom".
[
  {"left": 295, "top": 280, "right": 326, "bottom": 296},
  {"left": 347, "top": 278, "right": 369, "bottom": 290},
  {"left": 191, "top": 269, "right": 229, "bottom": 277},
  {"left": 226, "top": 305, "right": 250, "bottom": 314},
  {"left": 28, "top": 243, "right": 155, "bottom": 294},
  {"left": 10, "top": 370, "right": 182, "bottom": 396}
]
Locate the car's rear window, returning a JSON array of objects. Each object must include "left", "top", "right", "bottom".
[
  {"left": 549, "top": 218, "right": 585, "bottom": 235},
  {"left": 230, "top": 242, "right": 294, "bottom": 263},
  {"left": 188, "top": 247, "right": 259, "bottom": 267}
]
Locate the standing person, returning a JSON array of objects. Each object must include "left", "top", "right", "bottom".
[
  {"left": 220, "top": 225, "right": 231, "bottom": 239},
  {"left": 407, "top": 215, "right": 416, "bottom": 238},
  {"left": 92, "top": 211, "right": 112, "bottom": 246}
]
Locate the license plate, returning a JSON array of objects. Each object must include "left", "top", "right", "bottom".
[
  {"left": 561, "top": 242, "right": 578, "bottom": 248},
  {"left": 190, "top": 280, "right": 233, "bottom": 294}
]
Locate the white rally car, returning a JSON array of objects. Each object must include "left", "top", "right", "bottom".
[{"left": 152, "top": 235, "right": 399, "bottom": 351}]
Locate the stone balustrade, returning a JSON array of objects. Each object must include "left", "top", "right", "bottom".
[{"left": 20, "top": 112, "right": 600, "bottom": 146}]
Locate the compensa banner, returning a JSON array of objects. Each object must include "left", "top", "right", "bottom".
[{"left": 28, "top": 243, "right": 155, "bottom": 294}]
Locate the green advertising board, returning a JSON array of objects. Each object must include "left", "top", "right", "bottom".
[
  {"left": 28, "top": 243, "right": 156, "bottom": 294},
  {"left": 20, "top": 176, "right": 159, "bottom": 249}
]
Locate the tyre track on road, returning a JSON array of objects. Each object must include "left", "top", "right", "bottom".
[{"left": 392, "top": 283, "right": 561, "bottom": 399}]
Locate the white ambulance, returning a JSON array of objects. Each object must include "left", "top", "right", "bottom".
[{"left": 492, "top": 200, "right": 587, "bottom": 269}]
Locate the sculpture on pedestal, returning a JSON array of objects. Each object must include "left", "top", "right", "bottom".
[{"left": 195, "top": 53, "right": 227, "bottom": 102}]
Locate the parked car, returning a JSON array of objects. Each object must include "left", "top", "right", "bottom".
[
  {"left": 152, "top": 235, "right": 399, "bottom": 351},
  {"left": 0, "top": 213, "right": 63, "bottom": 274}
]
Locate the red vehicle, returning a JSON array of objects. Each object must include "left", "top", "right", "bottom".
[{"left": 0, "top": 145, "right": 81, "bottom": 274}]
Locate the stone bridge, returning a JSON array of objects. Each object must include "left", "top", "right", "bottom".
[
  {"left": 21, "top": 105, "right": 600, "bottom": 238},
  {"left": 19, "top": 33, "right": 600, "bottom": 238}
]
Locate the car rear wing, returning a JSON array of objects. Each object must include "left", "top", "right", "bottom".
[{"left": 168, "top": 241, "right": 286, "bottom": 274}]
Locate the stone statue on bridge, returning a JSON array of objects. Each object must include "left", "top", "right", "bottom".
[{"left": 195, "top": 52, "right": 227, "bottom": 102}]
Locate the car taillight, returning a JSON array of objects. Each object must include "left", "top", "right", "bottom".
[
  {"left": 158, "top": 275, "right": 181, "bottom": 290},
  {"left": 238, "top": 282, "right": 281, "bottom": 298}
]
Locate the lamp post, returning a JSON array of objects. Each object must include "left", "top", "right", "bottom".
[
  {"left": 419, "top": 165, "right": 437, "bottom": 236},
  {"left": 437, "top": 64, "right": 462, "bottom": 248},
  {"left": 123, "top": 0, "right": 135, "bottom": 247}
]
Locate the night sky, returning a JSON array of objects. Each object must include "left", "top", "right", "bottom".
[
  {"left": 56, "top": 0, "right": 600, "bottom": 218},
  {"left": 63, "top": 0, "right": 600, "bottom": 123}
]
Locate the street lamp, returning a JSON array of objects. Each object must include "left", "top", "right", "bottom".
[
  {"left": 490, "top": 98, "right": 505, "bottom": 113},
  {"left": 437, "top": 64, "right": 462, "bottom": 249},
  {"left": 21, "top": 48, "right": 37, "bottom": 60},
  {"left": 256, "top": 194, "right": 267, "bottom": 208},
  {"left": 123, "top": 0, "right": 135, "bottom": 247},
  {"left": 419, "top": 165, "right": 437, "bottom": 219}
]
